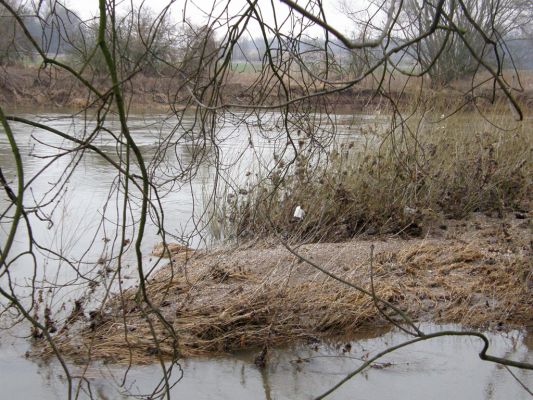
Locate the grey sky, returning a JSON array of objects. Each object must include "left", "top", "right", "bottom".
[{"left": 68, "top": 0, "right": 362, "bottom": 38}]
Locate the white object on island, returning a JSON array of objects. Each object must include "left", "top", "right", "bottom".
[{"left": 293, "top": 206, "right": 305, "bottom": 220}]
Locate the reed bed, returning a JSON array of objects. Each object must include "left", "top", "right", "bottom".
[{"left": 218, "top": 111, "right": 531, "bottom": 242}]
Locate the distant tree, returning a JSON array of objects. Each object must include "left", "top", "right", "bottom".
[
  {"left": 0, "top": 0, "right": 32, "bottom": 65},
  {"left": 177, "top": 23, "right": 218, "bottom": 85},
  {"left": 67, "top": 5, "right": 180, "bottom": 76},
  {"left": 401, "top": 0, "right": 532, "bottom": 86},
  {"left": 0, "top": 2, "right": 531, "bottom": 400}
]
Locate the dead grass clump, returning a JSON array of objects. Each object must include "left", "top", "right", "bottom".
[
  {"left": 378, "top": 218, "right": 532, "bottom": 327},
  {"left": 37, "top": 214, "right": 532, "bottom": 364},
  {"left": 42, "top": 264, "right": 396, "bottom": 363}
]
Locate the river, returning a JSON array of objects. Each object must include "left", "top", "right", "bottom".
[{"left": 0, "top": 111, "right": 531, "bottom": 399}]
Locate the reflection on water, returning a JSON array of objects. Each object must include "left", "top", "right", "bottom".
[
  {"left": 0, "top": 324, "right": 531, "bottom": 399},
  {"left": 0, "top": 111, "right": 373, "bottom": 290},
  {"left": 1, "top": 113, "right": 531, "bottom": 398}
]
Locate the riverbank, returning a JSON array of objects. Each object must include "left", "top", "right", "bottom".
[
  {"left": 37, "top": 212, "right": 532, "bottom": 364},
  {"left": 2, "top": 65, "right": 533, "bottom": 112}
]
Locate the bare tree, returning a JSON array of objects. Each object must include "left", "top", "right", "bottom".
[
  {"left": 0, "top": 1, "right": 531, "bottom": 399},
  {"left": 399, "top": 0, "right": 532, "bottom": 86},
  {"left": 177, "top": 23, "right": 218, "bottom": 85},
  {"left": 0, "top": 0, "right": 33, "bottom": 64},
  {"left": 67, "top": 5, "right": 180, "bottom": 76}
]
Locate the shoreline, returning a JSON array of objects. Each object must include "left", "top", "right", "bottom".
[
  {"left": 2, "top": 66, "right": 532, "bottom": 113},
  {"left": 35, "top": 212, "right": 532, "bottom": 364}
]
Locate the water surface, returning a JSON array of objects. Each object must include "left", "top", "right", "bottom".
[{"left": 0, "top": 112, "right": 531, "bottom": 399}]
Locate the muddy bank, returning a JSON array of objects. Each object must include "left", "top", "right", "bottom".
[
  {"left": 0, "top": 65, "right": 180, "bottom": 111},
  {"left": 35, "top": 213, "right": 532, "bottom": 364},
  {"left": 0, "top": 65, "right": 397, "bottom": 110},
  {"left": 3, "top": 65, "right": 532, "bottom": 112}
]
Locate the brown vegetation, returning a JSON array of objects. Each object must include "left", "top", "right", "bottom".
[
  {"left": 2, "top": 65, "right": 532, "bottom": 112},
  {"left": 0, "top": 65, "right": 184, "bottom": 110},
  {"left": 221, "top": 111, "right": 532, "bottom": 242},
  {"left": 37, "top": 212, "right": 532, "bottom": 364}
]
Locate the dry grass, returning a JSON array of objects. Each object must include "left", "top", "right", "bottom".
[
  {"left": 37, "top": 213, "right": 532, "bottom": 364},
  {"left": 219, "top": 110, "right": 531, "bottom": 242}
]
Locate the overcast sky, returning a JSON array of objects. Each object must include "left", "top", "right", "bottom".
[{"left": 68, "top": 0, "right": 362, "bottom": 38}]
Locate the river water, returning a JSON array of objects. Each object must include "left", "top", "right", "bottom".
[{"left": 0, "top": 111, "right": 531, "bottom": 399}]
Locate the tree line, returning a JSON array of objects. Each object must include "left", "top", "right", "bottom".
[{"left": 1, "top": 0, "right": 531, "bottom": 87}]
